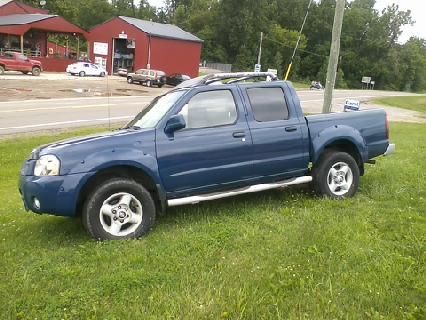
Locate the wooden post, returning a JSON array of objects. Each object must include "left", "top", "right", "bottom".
[
  {"left": 20, "top": 34, "right": 24, "bottom": 53},
  {"left": 322, "top": 0, "right": 345, "bottom": 113},
  {"left": 77, "top": 36, "right": 80, "bottom": 59}
]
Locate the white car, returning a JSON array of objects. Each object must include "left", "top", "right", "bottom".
[{"left": 66, "top": 62, "right": 107, "bottom": 77}]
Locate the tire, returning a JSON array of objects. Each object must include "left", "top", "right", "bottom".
[
  {"left": 100, "top": 72, "right": 106, "bottom": 77},
  {"left": 0, "top": 65, "right": 4, "bottom": 75},
  {"left": 79, "top": 71, "right": 85, "bottom": 77},
  {"left": 146, "top": 80, "right": 152, "bottom": 87},
  {"left": 158, "top": 84, "right": 163, "bottom": 88},
  {"left": 82, "top": 178, "right": 156, "bottom": 241},
  {"left": 32, "top": 67, "right": 41, "bottom": 76},
  {"left": 127, "top": 77, "right": 133, "bottom": 84},
  {"left": 312, "top": 151, "right": 360, "bottom": 199}
]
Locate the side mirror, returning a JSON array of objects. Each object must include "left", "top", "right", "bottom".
[{"left": 165, "top": 114, "right": 186, "bottom": 134}]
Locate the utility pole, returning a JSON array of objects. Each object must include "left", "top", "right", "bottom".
[
  {"left": 257, "top": 32, "right": 263, "bottom": 70},
  {"left": 322, "top": 0, "right": 345, "bottom": 113}
]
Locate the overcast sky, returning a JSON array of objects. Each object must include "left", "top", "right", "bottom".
[{"left": 147, "top": 0, "right": 425, "bottom": 42}]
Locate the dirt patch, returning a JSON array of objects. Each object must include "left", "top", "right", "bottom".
[
  {"left": 362, "top": 101, "right": 426, "bottom": 123},
  {"left": 0, "top": 75, "right": 164, "bottom": 101}
]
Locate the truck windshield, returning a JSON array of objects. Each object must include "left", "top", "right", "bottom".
[{"left": 125, "top": 90, "right": 187, "bottom": 129}]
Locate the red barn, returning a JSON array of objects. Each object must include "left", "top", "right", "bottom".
[
  {"left": 0, "top": 0, "right": 47, "bottom": 15},
  {"left": 0, "top": 0, "right": 87, "bottom": 72},
  {"left": 88, "top": 16, "right": 203, "bottom": 77}
]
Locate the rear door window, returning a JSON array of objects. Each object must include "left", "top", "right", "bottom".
[{"left": 247, "top": 87, "right": 289, "bottom": 122}]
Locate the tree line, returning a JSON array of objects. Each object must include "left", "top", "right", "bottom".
[{"left": 22, "top": 0, "right": 426, "bottom": 91}]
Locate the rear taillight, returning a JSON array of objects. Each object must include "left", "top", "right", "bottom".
[{"left": 385, "top": 114, "right": 389, "bottom": 139}]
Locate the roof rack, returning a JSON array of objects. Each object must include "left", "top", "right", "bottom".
[
  {"left": 204, "top": 72, "right": 278, "bottom": 85},
  {"left": 176, "top": 72, "right": 279, "bottom": 89}
]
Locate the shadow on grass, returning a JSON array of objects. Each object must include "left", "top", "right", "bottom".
[
  {"left": 160, "top": 184, "right": 316, "bottom": 223},
  {"left": 17, "top": 184, "right": 316, "bottom": 245}
]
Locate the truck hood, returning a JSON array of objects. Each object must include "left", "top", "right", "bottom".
[
  {"left": 32, "top": 128, "right": 153, "bottom": 159},
  {"left": 30, "top": 128, "right": 157, "bottom": 175}
]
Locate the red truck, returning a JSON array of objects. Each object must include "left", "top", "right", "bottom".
[{"left": 0, "top": 51, "right": 42, "bottom": 76}]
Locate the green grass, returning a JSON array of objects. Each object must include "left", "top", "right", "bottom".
[
  {"left": 373, "top": 96, "right": 426, "bottom": 114},
  {"left": 0, "top": 124, "right": 425, "bottom": 319}
]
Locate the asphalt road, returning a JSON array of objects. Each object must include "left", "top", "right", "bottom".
[{"left": 0, "top": 89, "right": 414, "bottom": 136}]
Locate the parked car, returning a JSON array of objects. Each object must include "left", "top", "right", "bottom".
[
  {"left": 0, "top": 51, "right": 42, "bottom": 76},
  {"left": 66, "top": 62, "right": 107, "bottom": 77},
  {"left": 127, "top": 68, "right": 166, "bottom": 87},
  {"left": 310, "top": 81, "right": 323, "bottom": 90},
  {"left": 166, "top": 73, "right": 191, "bottom": 86},
  {"left": 117, "top": 68, "right": 128, "bottom": 77},
  {"left": 19, "top": 72, "right": 395, "bottom": 241}
]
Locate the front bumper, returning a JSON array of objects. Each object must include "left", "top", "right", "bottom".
[
  {"left": 384, "top": 143, "right": 395, "bottom": 156},
  {"left": 19, "top": 172, "right": 91, "bottom": 217}
]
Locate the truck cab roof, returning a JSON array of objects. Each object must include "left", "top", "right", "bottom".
[{"left": 175, "top": 72, "right": 280, "bottom": 89}]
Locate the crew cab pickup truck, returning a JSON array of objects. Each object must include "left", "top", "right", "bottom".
[
  {"left": 19, "top": 72, "right": 395, "bottom": 240},
  {"left": 0, "top": 51, "right": 42, "bottom": 76}
]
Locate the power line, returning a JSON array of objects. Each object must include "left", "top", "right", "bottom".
[{"left": 285, "top": 0, "right": 314, "bottom": 80}]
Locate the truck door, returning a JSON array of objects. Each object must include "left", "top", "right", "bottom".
[
  {"left": 4, "top": 52, "right": 18, "bottom": 70},
  {"left": 241, "top": 85, "right": 309, "bottom": 180},
  {"left": 15, "top": 54, "right": 28, "bottom": 72},
  {"left": 156, "top": 87, "right": 254, "bottom": 196}
]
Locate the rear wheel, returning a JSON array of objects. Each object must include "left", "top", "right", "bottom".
[
  {"left": 82, "top": 178, "right": 156, "bottom": 241},
  {"left": 79, "top": 71, "right": 85, "bottom": 77},
  {"left": 100, "top": 72, "right": 106, "bottom": 77},
  {"left": 32, "top": 67, "right": 41, "bottom": 76},
  {"left": 0, "top": 65, "right": 4, "bottom": 75},
  {"left": 146, "top": 80, "right": 152, "bottom": 87},
  {"left": 127, "top": 77, "right": 133, "bottom": 84},
  {"left": 312, "top": 151, "right": 360, "bottom": 199}
]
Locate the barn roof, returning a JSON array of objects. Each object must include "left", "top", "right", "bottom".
[
  {"left": 0, "top": 0, "right": 12, "bottom": 7},
  {"left": 0, "top": 13, "right": 54, "bottom": 25},
  {"left": 118, "top": 16, "right": 203, "bottom": 43},
  {"left": 0, "top": 14, "right": 87, "bottom": 37}
]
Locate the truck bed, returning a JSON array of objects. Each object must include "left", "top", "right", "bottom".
[{"left": 305, "top": 109, "right": 389, "bottom": 162}]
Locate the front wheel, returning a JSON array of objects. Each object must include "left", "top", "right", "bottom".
[
  {"left": 32, "top": 67, "right": 41, "bottom": 76},
  {"left": 312, "top": 151, "right": 360, "bottom": 199},
  {"left": 82, "top": 178, "right": 156, "bottom": 240},
  {"left": 146, "top": 80, "right": 152, "bottom": 87},
  {"left": 79, "top": 71, "right": 85, "bottom": 77},
  {"left": 127, "top": 77, "right": 133, "bottom": 84}
]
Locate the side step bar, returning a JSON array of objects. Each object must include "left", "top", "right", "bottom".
[{"left": 167, "top": 176, "right": 312, "bottom": 207}]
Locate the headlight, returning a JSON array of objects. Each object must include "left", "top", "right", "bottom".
[{"left": 34, "top": 155, "right": 60, "bottom": 176}]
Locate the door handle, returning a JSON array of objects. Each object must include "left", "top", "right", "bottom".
[
  {"left": 232, "top": 132, "right": 246, "bottom": 138},
  {"left": 285, "top": 126, "right": 297, "bottom": 132}
]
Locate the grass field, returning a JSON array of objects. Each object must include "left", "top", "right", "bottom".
[
  {"left": 373, "top": 96, "right": 426, "bottom": 115},
  {"left": 0, "top": 123, "right": 425, "bottom": 319}
]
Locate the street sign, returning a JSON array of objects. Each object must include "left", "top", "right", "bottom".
[
  {"left": 344, "top": 99, "right": 361, "bottom": 112},
  {"left": 254, "top": 64, "right": 261, "bottom": 72},
  {"left": 361, "top": 76, "right": 371, "bottom": 84},
  {"left": 267, "top": 68, "right": 278, "bottom": 76}
]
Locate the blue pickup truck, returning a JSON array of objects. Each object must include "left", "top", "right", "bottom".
[{"left": 19, "top": 72, "right": 395, "bottom": 240}]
